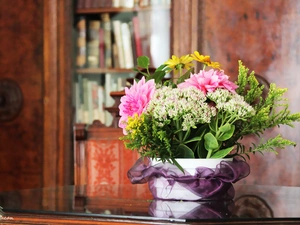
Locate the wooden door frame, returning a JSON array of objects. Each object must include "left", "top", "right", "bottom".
[
  {"left": 171, "top": 0, "right": 202, "bottom": 74},
  {"left": 43, "top": 0, "right": 73, "bottom": 188}
]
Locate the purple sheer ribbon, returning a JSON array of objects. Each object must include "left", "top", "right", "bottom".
[{"left": 127, "top": 157, "right": 250, "bottom": 200}]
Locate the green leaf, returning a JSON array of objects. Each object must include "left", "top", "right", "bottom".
[
  {"left": 137, "top": 56, "right": 150, "bottom": 68},
  {"left": 184, "top": 136, "right": 202, "bottom": 144},
  {"left": 192, "top": 124, "right": 209, "bottom": 139},
  {"left": 204, "top": 132, "right": 219, "bottom": 151},
  {"left": 196, "top": 139, "right": 207, "bottom": 158},
  {"left": 210, "top": 146, "right": 234, "bottom": 158},
  {"left": 176, "top": 144, "right": 195, "bottom": 158},
  {"left": 156, "top": 64, "right": 168, "bottom": 71},
  {"left": 148, "top": 71, "right": 166, "bottom": 83},
  {"left": 219, "top": 123, "right": 231, "bottom": 132},
  {"left": 209, "top": 118, "right": 217, "bottom": 132},
  {"left": 133, "top": 68, "right": 149, "bottom": 78},
  {"left": 218, "top": 125, "right": 235, "bottom": 141}
]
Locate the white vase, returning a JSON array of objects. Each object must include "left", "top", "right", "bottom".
[{"left": 150, "top": 158, "right": 233, "bottom": 201}]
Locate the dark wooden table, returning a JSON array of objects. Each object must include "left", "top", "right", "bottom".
[{"left": 0, "top": 183, "right": 300, "bottom": 224}]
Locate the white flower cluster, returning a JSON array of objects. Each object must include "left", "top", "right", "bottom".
[
  {"left": 207, "top": 89, "right": 255, "bottom": 120},
  {"left": 145, "top": 86, "right": 216, "bottom": 130}
]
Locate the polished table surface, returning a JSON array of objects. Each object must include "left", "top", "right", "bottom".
[{"left": 0, "top": 183, "right": 300, "bottom": 224}]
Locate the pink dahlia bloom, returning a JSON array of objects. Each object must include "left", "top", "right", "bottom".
[
  {"left": 118, "top": 76, "right": 155, "bottom": 134},
  {"left": 177, "top": 69, "right": 238, "bottom": 94}
]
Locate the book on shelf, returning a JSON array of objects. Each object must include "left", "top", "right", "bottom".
[
  {"left": 87, "top": 20, "right": 100, "bottom": 68},
  {"left": 112, "top": 20, "right": 125, "bottom": 68},
  {"left": 128, "top": 21, "right": 137, "bottom": 63},
  {"left": 87, "top": 80, "right": 94, "bottom": 123},
  {"left": 120, "top": 22, "right": 134, "bottom": 69},
  {"left": 76, "top": 0, "right": 169, "bottom": 9},
  {"left": 74, "top": 82, "right": 83, "bottom": 123},
  {"left": 112, "top": 43, "right": 120, "bottom": 68},
  {"left": 131, "top": 16, "right": 142, "bottom": 58},
  {"left": 83, "top": 0, "right": 93, "bottom": 8},
  {"left": 82, "top": 78, "right": 90, "bottom": 123},
  {"left": 112, "top": 0, "right": 135, "bottom": 8},
  {"left": 90, "top": 80, "right": 106, "bottom": 124},
  {"left": 98, "top": 26, "right": 105, "bottom": 68},
  {"left": 101, "top": 13, "right": 113, "bottom": 68},
  {"left": 76, "top": 76, "right": 106, "bottom": 124},
  {"left": 76, "top": 16, "right": 86, "bottom": 68},
  {"left": 76, "top": 0, "right": 86, "bottom": 8},
  {"left": 138, "top": 0, "right": 150, "bottom": 7},
  {"left": 100, "top": 0, "right": 113, "bottom": 7},
  {"left": 122, "top": 0, "right": 135, "bottom": 8},
  {"left": 104, "top": 73, "right": 123, "bottom": 126},
  {"left": 76, "top": 0, "right": 85, "bottom": 9},
  {"left": 97, "top": 85, "right": 106, "bottom": 124},
  {"left": 77, "top": 0, "right": 115, "bottom": 8},
  {"left": 75, "top": 75, "right": 85, "bottom": 123},
  {"left": 75, "top": 74, "right": 134, "bottom": 125},
  {"left": 112, "top": 0, "right": 120, "bottom": 7}
]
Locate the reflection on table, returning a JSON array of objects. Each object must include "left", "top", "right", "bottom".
[
  {"left": 0, "top": 183, "right": 300, "bottom": 223},
  {"left": 149, "top": 200, "right": 234, "bottom": 219}
]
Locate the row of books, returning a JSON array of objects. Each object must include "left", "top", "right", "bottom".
[
  {"left": 77, "top": 0, "right": 170, "bottom": 9},
  {"left": 76, "top": 12, "right": 152, "bottom": 69},
  {"left": 74, "top": 73, "right": 133, "bottom": 126}
]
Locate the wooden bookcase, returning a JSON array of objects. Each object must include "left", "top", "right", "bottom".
[{"left": 73, "top": 0, "right": 173, "bottom": 127}]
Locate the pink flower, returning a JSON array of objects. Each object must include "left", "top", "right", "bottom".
[
  {"left": 177, "top": 69, "right": 238, "bottom": 94},
  {"left": 118, "top": 76, "right": 155, "bottom": 133}
]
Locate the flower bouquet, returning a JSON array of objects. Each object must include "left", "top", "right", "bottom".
[{"left": 118, "top": 51, "right": 300, "bottom": 200}]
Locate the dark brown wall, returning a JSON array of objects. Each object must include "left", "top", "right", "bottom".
[{"left": 200, "top": 0, "right": 300, "bottom": 186}]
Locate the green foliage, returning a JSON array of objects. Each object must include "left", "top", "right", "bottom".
[
  {"left": 135, "top": 56, "right": 170, "bottom": 85},
  {"left": 232, "top": 61, "right": 300, "bottom": 156}
]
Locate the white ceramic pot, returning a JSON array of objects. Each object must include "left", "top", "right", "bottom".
[
  {"left": 152, "top": 158, "right": 233, "bottom": 175},
  {"left": 150, "top": 158, "right": 233, "bottom": 201}
]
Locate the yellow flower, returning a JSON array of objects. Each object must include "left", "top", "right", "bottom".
[
  {"left": 207, "top": 61, "right": 222, "bottom": 70},
  {"left": 191, "top": 51, "right": 211, "bottom": 64},
  {"left": 126, "top": 114, "right": 144, "bottom": 138},
  {"left": 165, "top": 54, "right": 194, "bottom": 73},
  {"left": 191, "top": 51, "right": 222, "bottom": 70}
]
